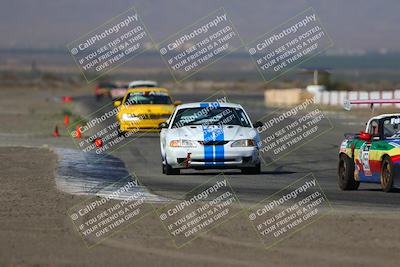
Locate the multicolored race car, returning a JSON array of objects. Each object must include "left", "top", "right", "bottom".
[{"left": 338, "top": 113, "right": 400, "bottom": 192}]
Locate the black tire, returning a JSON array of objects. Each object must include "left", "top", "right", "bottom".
[
  {"left": 338, "top": 154, "right": 360, "bottom": 190},
  {"left": 117, "top": 128, "right": 126, "bottom": 137},
  {"left": 241, "top": 163, "right": 261, "bottom": 175},
  {"left": 164, "top": 163, "right": 180, "bottom": 175},
  {"left": 381, "top": 156, "right": 395, "bottom": 192}
]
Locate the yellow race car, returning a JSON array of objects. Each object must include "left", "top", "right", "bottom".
[{"left": 114, "top": 87, "right": 181, "bottom": 133}]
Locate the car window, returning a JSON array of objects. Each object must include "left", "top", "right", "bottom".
[
  {"left": 137, "top": 84, "right": 155, "bottom": 88},
  {"left": 382, "top": 116, "right": 400, "bottom": 139},
  {"left": 129, "top": 83, "right": 157, "bottom": 88},
  {"left": 368, "top": 120, "right": 379, "bottom": 135},
  {"left": 171, "top": 107, "right": 251, "bottom": 128},
  {"left": 124, "top": 92, "right": 172, "bottom": 105}
]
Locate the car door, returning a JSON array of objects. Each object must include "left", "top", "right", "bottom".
[{"left": 358, "top": 119, "right": 379, "bottom": 180}]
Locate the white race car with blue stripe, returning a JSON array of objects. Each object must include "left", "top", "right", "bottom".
[{"left": 160, "top": 102, "right": 262, "bottom": 175}]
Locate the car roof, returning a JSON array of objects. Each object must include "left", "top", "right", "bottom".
[
  {"left": 176, "top": 102, "right": 243, "bottom": 110},
  {"left": 126, "top": 87, "right": 169, "bottom": 93}
]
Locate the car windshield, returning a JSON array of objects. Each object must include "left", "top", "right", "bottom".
[
  {"left": 171, "top": 107, "right": 252, "bottom": 128},
  {"left": 124, "top": 92, "right": 172, "bottom": 105},
  {"left": 130, "top": 84, "right": 156, "bottom": 88},
  {"left": 383, "top": 116, "right": 400, "bottom": 138}
]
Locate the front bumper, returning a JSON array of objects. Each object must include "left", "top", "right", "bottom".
[{"left": 165, "top": 145, "right": 260, "bottom": 169}]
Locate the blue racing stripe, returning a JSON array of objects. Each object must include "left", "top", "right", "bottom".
[
  {"left": 203, "top": 126, "right": 214, "bottom": 166},
  {"left": 214, "top": 125, "right": 224, "bottom": 165},
  {"left": 202, "top": 125, "right": 225, "bottom": 166},
  {"left": 201, "top": 103, "right": 215, "bottom": 166},
  {"left": 200, "top": 102, "right": 220, "bottom": 108},
  {"left": 200, "top": 102, "right": 224, "bottom": 166}
]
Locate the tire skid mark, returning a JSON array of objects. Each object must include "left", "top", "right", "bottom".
[{"left": 53, "top": 147, "right": 168, "bottom": 202}]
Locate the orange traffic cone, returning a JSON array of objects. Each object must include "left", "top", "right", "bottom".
[
  {"left": 63, "top": 115, "right": 69, "bottom": 126},
  {"left": 95, "top": 138, "right": 103, "bottom": 147},
  {"left": 53, "top": 125, "right": 60, "bottom": 137},
  {"left": 75, "top": 125, "right": 81, "bottom": 139}
]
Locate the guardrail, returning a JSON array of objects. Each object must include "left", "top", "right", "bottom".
[
  {"left": 314, "top": 90, "right": 400, "bottom": 108},
  {"left": 265, "top": 88, "right": 400, "bottom": 108}
]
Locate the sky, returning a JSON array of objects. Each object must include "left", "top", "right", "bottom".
[{"left": 1, "top": 0, "right": 399, "bottom": 53}]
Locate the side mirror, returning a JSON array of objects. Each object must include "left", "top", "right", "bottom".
[
  {"left": 159, "top": 122, "right": 169, "bottom": 129},
  {"left": 253, "top": 121, "right": 263, "bottom": 128},
  {"left": 114, "top": 100, "right": 121, "bottom": 107},
  {"left": 174, "top": 100, "right": 182, "bottom": 106},
  {"left": 359, "top": 131, "right": 372, "bottom": 142}
]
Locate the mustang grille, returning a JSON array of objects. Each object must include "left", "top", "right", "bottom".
[
  {"left": 198, "top": 141, "right": 229, "bottom": 146},
  {"left": 136, "top": 114, "right": 170, "bottom": 119}
]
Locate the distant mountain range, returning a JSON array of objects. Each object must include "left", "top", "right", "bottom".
[{"left": 1, "top": 0, "right": 399, "bottom": 52}]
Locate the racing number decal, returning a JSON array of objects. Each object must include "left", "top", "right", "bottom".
[
  {"left": 339, "top": 140, "right": 348, "bottom": 153},
  {"left": 359, "top": 143, "right": 372, "bottom": 176}
]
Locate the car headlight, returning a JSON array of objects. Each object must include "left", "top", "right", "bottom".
[
  {"left": 121, "top": 113, "right": 140, "bottom": 121},
  {"left": 169, "top": 140, "right": 197, "bottom": 147},
  {"left": 231, "top": 139, "right": 256, "bottom": 147}
]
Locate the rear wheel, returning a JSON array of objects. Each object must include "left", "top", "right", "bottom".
[
  {"left": 381, "top": 156, "right": 394, "bottom": 192},
  {"left": 338, "top": 154, "right": 359, "bottom": 190},
  {"left": 241, "top": 163, "right": 261, "bottom": 175}
]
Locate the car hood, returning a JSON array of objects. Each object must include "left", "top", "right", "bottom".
[
  {"left": 118, "top": 104, "right": 174, "bottom": 115},
  {"left": 168, "top": 125, "right": 257, "bottom": 141}
]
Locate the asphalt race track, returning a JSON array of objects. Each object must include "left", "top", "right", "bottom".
[{"left": 73, "top": 92, "right": 400, "bottom": 209}]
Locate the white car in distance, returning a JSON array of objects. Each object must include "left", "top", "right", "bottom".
[{"left": 128, "top": 80, "right": 158, "bottom": 89}]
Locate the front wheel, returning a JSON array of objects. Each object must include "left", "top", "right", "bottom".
[
  {"left": 241, "top": 163, "right": 261, "bottom": 174},
  {"left": 338, "top": 154, "right": 359, "bottom": 190},
  {"left": 117, "top": 128, "right": 126, "bottom": 137},
  {"left": 381, "top": 157, "right": 394, "bottom": 192},
  {"left": 163, "top": 163, "right": 180, "bottom": 175}
]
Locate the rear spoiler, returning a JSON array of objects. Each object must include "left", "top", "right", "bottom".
[{"left": 344, "top": 99, "right": 400, "bottom": 111}]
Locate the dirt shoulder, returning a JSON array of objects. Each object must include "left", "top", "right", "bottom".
[{"left": 0, "top": 147, "right": 399, "bottom": 267}]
